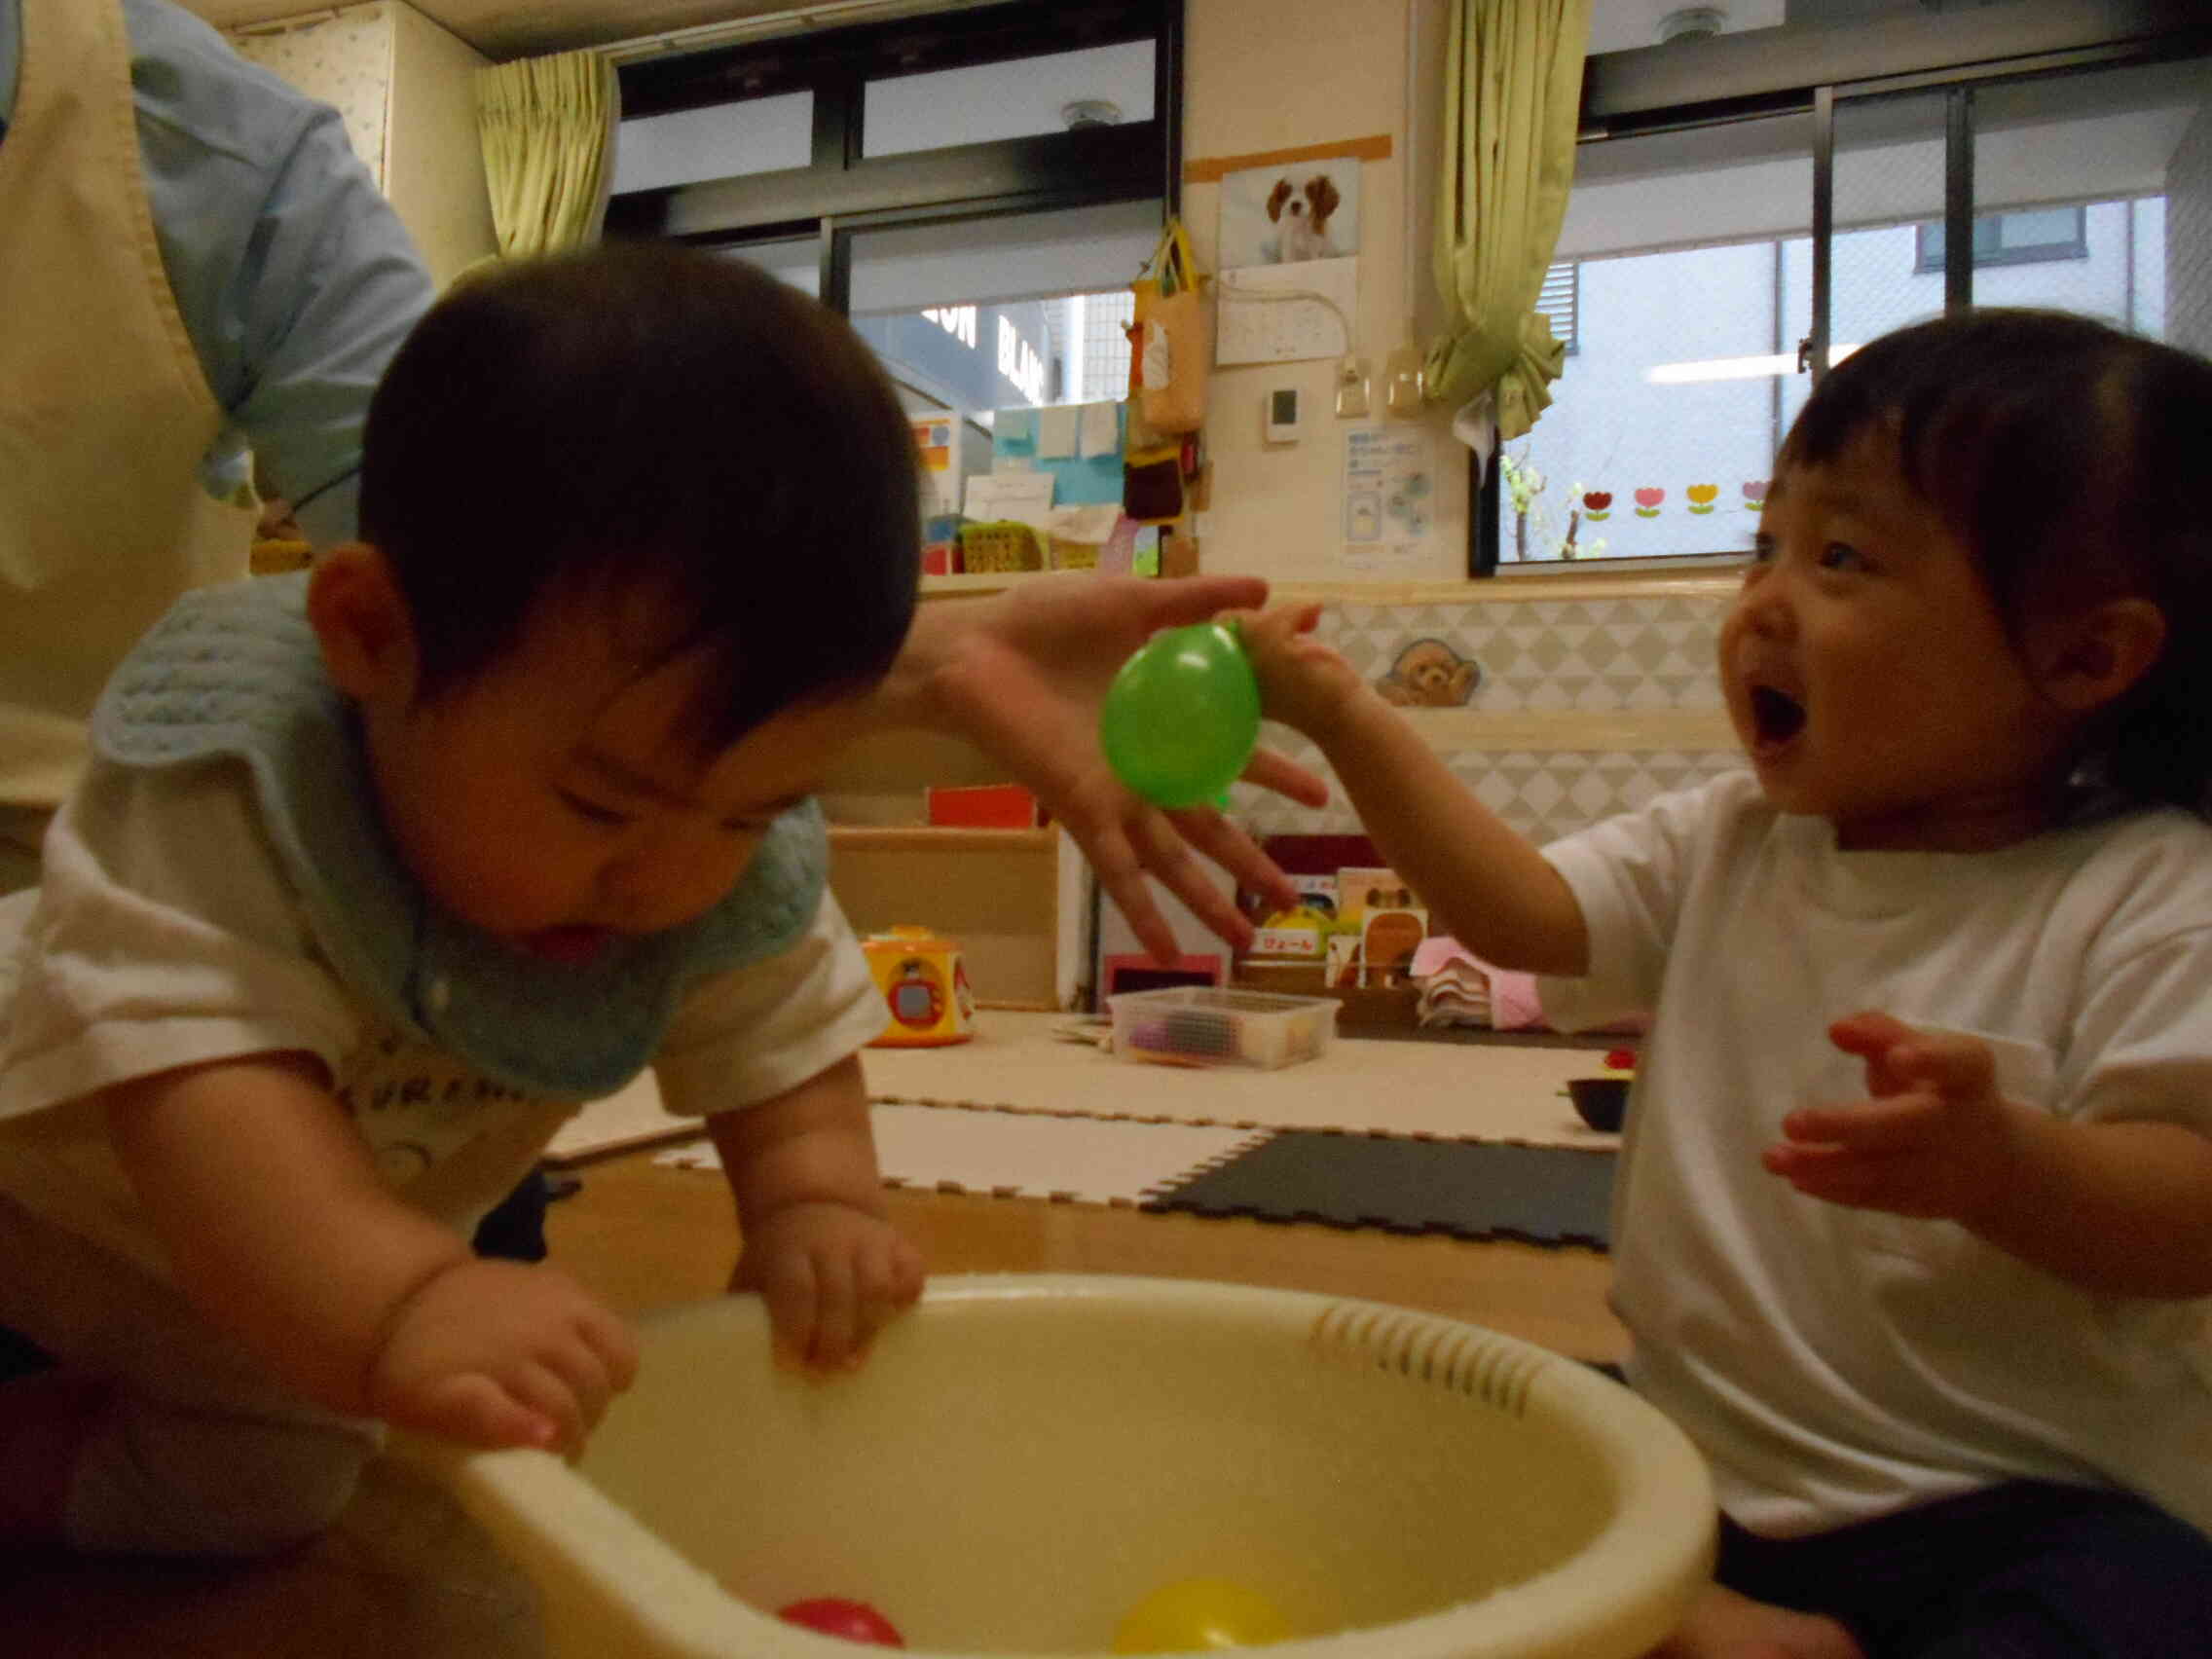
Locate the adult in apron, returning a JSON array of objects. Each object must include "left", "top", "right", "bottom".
[{"left": 0, "top": 0, "right": 255, "bottom": 890}]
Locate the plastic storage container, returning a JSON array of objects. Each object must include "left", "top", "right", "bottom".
[
  {"left": 410, "top": 1275, "right": 1714, "bottom": 1659},
  {"left": 1107, "top": 983, "right": 1341, "bottom": 1068}
]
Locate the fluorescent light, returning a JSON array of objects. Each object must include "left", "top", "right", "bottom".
[{"left": 1645, "top": 343, "right": 1860, "bottom": 385}]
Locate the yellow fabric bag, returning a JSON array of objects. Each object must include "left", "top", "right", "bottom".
[{"left": 1130, "top": 219, "right": 1208, "bottom": 435}]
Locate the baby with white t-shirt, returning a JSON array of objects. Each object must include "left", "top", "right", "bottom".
[
  {"left": 0, "top": 243, "right": 927, "bottom": 1556},
  {"left": 1236, "top": 309, "right": 2212, "bottom": 1659}
]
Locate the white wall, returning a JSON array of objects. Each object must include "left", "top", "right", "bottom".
[
  {"left": 2171, "top": 103, "right": 2212, "bottom": 358},
  {"left": 227, "top": 0, "right": 498, "bottom": 291},
  {"left": 1180, "top": 0, "right": 1470, "bottom": 583},
  {"left": 387, "top": 1, "right": 500, "bottom": 288}
]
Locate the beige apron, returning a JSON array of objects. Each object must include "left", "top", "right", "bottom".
[{"left": 0, "top": 0, "right": 255, "bottom": 879}]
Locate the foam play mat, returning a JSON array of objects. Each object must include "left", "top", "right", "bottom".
[
  {"left": 1144, "top": 1130, "right": 1617, "bottom": 1246},
  {"left": 660, "top": 1101, "right": 1272, "bottom": 1206},
  {"left": 412, "top": 1275, "right": 1714, "bottom": 1659}
]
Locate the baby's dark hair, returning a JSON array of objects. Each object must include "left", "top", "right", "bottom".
[
  {"left": 358, "top": 240, "right": 919, "bottom": 747},
  {"left": 1782, "top": 308, "right": 2212, "bottom": 815}
]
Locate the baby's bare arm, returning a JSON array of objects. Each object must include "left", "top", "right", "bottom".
[
  {"left": 104, "top": 1052, "right": 635, "bottom": 1448},
  {"left": 104, "top": 1051, "right": 474, "bottom": 1413},
  {"left": 708, "top": 1052, "right": 923, "bottom": 1370},
  {"left": 1235, "top": 603, "right": 1590, "bottom": 977},
  {"left": 1978, "top": 1113, "right": 2212, "bottom": 1298}
]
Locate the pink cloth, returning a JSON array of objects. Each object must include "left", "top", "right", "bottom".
[{"left": 1410, "top": 938, "right": 1643, "bottom": 1034}]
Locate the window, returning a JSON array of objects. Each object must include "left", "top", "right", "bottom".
[
  {"left": 862, "top": 40, "right": 1156, "bottom": 158},
  {"left": 1491, "top": 22, "right": 2205, "bottom": 571},
  {"left": 1534, "top": 262, "right": 1580, "bottom": 356},
  {"left": 608, "top": 93, "right": 811, "bottom": 195},
  {"left": 609, "top": 1, "right": 1179, "bottom": 550},
  {"left": 1915, "top": 206, "right": 2089, "bottom": 272},
  {"left": 608, "top": 0, "right": 1175, "bottom": 248}
]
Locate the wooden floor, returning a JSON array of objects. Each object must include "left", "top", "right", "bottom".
[{"left": 2, "top": 1148, "right": 1623, "bottom": 1656}]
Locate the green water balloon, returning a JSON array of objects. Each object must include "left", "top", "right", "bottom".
[{"left": 1099, "top": 621, "right": 1262, "bottom": 810}]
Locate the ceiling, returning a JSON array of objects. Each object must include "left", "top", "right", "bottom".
[
  {"left": 181, "top": 0, "right": 1963, "bottom": 68},
  {"left": 185, "top": 0, "right": 842, "bottom": 60}
]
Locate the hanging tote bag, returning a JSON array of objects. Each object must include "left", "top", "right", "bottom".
[{"left": 1131, "top": 219, "right": 1209, "bottom": 435}]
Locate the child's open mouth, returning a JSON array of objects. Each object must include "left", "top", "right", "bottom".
[
  {"left": 1747, "top": 683, "right": 1807, "bottom": 755},
  {"left": 520, "top": 925, "right": 616, "bottom": 965}
]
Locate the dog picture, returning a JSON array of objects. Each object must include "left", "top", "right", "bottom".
[
  {"left": 1266, "top": 173, "right": 1341, "bottom": 263},
  {"left": 1216, "top": 158, "right": 1361, "bottom": 274}
]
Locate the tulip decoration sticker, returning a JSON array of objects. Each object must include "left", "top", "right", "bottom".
[
  {"left": 1582, "top": 489, "right": 1611, "bottom": 522},
  {"left": 1634, "top": 487, "right": 1666, "bottom": 519},
  {"left": 1686, "top": 484, "right": 1718, "bottom": 515},
  {"left": 1743, "top": 479, "right": 1769, "bottom": 512}
]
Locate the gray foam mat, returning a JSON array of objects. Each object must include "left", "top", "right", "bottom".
[{"left": 1143, "top": 1129, "right": 1615, "bottom": 1247}]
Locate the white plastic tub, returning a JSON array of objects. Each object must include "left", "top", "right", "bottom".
[
  {"left": 1106, "top": 986, "right": 1341, "bottom": 1069},
  {"left": 413, "top": 1275, "right": 1714, "bottom": 1659}
]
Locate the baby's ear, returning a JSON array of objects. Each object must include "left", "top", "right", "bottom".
[
  {"left": 308, "top": 542, "right": 420, "bottom": 703},
  {"left": 2037, "top": 595, "right": 2164, "bottom": 712}
]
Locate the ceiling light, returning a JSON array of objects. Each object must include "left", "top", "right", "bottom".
[
  {"left": 1656, "top": 6, "right": 1727, "bottom": 43},
  {"left": 1061, "top": 99, "right": 1123, "bottom": 130},
  {"left": 1645, "top": 344, "right": 1861, "bottom": 384}
]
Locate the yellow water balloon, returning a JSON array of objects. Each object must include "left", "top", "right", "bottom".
[{"left": 1112, "top": 1576, "right": 1294, "bottom": 1653}]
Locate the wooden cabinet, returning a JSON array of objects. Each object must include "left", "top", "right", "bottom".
[{"left": 822, "top": 726, "right": 1090, "bottom": 1013}]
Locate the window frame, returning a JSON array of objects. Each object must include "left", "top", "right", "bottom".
[
  {"left": 607, "top": 0, "right": 1183, "bottom": 311},
  {"left": 1473, "top": 0, "right": 2210, "bottom": 576},
  {"left": 1912, "top": 204, "right": 2091, "bottom": 274}
]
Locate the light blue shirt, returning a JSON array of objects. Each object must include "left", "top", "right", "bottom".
[{"left": 0, "top": 0, "right": 435, "bottom": 542}]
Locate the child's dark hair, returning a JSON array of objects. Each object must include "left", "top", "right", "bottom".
[
  {"left": 1782, "top": 308, "right": 2212, "bottom": 815},
  {"left": 358, "top": 240, "right": 919, "bottom": 746}
]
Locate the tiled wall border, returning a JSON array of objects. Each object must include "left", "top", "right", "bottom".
[{"left": 1235, "top": 575, "right": 1747, "bottom": 844}]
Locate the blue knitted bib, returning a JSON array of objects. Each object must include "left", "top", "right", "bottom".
[{"left": 91, "top": 574, "right": 828, "bottom": 1099}]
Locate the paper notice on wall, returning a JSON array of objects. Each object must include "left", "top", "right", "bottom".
[
  {"left": 1036, "top": 405, "right": 1080, "bottom": 460},
  {"left": 963, "top": 471, "right": 1055, "bottom": 532},
  {"left": 1213, "top": 256, "right": 1358, "bottom": 365},
  {"left": 1077, "top": 399, "right": 1121, "bottom": 458},
  {"left": 1340, "top": 424, "right": 1435, "bottom": 571}
]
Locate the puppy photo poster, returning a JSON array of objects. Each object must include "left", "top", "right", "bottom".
[
  {"left": 1214, "top": 157, "right": 1363, "bottom": 365},
  {"left": 1218, "top": 159, "right": 1361, "bottom": 267}
]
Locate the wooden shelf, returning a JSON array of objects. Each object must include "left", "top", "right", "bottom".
[
  {"left": 827, "top": 823, "right": 1085, "bottom": 1009},
  {"left": 827, "top": 825, "right": 1054, "bottom": 854}
]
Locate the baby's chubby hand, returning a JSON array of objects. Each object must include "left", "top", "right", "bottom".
[
  {"left": 1763, "top": 1012, "right": 2027, "bottom": 1227},
  {"left": 1227, "top": 603, "right": 1373, "bottom": 740},
  {"left": 731, "top": 1202, "right": 924, "bottom": 1373},
  {"left": 365, "top": 1258, "right": 639, "bottom": 1456}
]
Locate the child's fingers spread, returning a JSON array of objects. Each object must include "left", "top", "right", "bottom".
[
  {"left": 1240, "top": 745, "right": 1332, "bottom": 810},
  {"left": 1826, "top": 1010, "right": 1919, "bottom": 1060},
  {"left": 1783, "top": 1093, "right": 1937, "bottom": 1152},
  {"left": 1891, "top": 1029, "right": 1996, "bottom": 1097}
]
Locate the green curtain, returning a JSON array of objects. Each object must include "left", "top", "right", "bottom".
[
  {"left": 1425, "top": 0, "right": 1593, "bottom": 443},
  {"left": 475, "top": 50, "right": 619, "bottom": 260}
]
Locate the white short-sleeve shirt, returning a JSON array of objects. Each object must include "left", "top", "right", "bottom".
[
  {"left": 0, "top": 755, "right": 886, "bottom": 1265},
  {"left": 1538, "top": 771, "right": 2212, "bottom": 1540}
]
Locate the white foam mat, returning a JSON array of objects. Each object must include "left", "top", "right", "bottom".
[{"left": 657, "top": 1102, "right": 1272, "bottom": 1206}]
